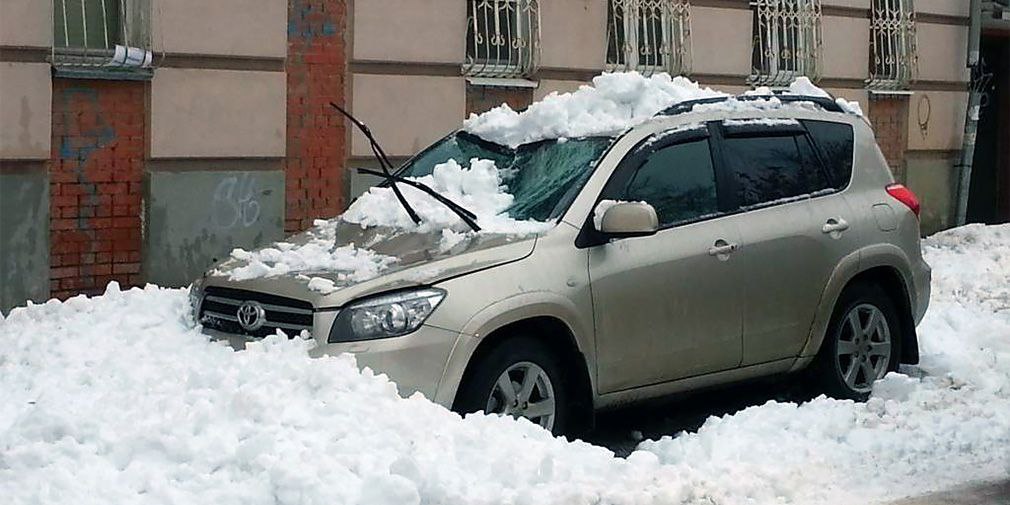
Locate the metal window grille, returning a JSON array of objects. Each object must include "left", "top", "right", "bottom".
[
  {"left": 868, "top": 0, "right": 917, "bottom": 90},
  {"left": 52, "top": 0, "right": 152, "bottom": 69},
  {"left": 606, "top": 0, "right": 692, "bottom": 77},
  {"left": 749, "top": 0, "right": 822, "bottom": 87},
  {"left": 464, "top": 0, "right": 541, "bottom": 79}
]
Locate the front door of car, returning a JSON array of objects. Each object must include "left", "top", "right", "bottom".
[{"left": 587, "top": 131, "right": 745, "bottom": 394}]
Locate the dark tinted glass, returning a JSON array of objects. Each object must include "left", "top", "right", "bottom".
[
  {"left": 722, "top": 135, "right": 830, "bottom": 208},
  {"left": 623, "top": 139, "right": 718, "bottom": 226},
  {"left": 802, "top": 120, "right": 855, "bottom": 189}
]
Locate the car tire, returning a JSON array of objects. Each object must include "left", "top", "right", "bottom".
[
  {"left": 811, "top": 282, "right": 901, "bottom": 402},
  {"left": 453, "top": 335, "right": 568, "bottom": 435}
]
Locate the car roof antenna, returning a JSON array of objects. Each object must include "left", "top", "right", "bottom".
[{"left": 329, "top": 102, "right": 421, "bottom": 225}]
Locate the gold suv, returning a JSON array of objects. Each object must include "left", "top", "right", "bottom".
[{"left": 191, "top": 95, "right": 931, "bottom": 435}]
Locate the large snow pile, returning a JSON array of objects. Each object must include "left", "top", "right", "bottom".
[
  {"left": 342, "top": 157, "right": 553, "bottom": 238},
  {"left": 463, "top": 73, "right": 862, "bottom": 148},
  {"left": 2, "top": 226, "right": 1008, "bottom": 505}
]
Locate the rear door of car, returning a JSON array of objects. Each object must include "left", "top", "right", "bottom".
[{"left": 712, "top": 119, "right": 858, "bottom": 366}]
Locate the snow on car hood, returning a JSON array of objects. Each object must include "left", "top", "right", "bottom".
[{"left": 208, "top": 157, "right": 548, "bottom": 303}]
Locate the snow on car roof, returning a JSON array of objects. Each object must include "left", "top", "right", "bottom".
[{"left": 463, "top": 73, "right": 863, "bottom": 148}]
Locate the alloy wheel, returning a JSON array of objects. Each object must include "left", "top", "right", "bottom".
[
  {"left": 485, "top": 361, "right": 556, "bottom": 430},
  {"left": 835, "top": 303, "right": 892, "bottom": 393}
]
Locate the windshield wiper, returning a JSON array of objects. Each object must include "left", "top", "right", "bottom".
[
  {"left": 330, "top": 103, "right": 481, "bottom": 232},
  {"left": 330, "top": 103, "right": 420, "bottom": 225},
  {"left": 356, "top": 168, "right": 480, "bottom": 231}
]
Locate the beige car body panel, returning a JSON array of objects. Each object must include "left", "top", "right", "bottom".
[{"left": 194, "top": 103, "right": 931, "bottom": 414}]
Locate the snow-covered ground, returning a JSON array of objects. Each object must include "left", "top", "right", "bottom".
[{"left": 1, "top": 224, "right": 1007, "bottom": 505}]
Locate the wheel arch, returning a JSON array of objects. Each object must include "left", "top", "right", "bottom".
[
  {"left": 438, "top": 300, "right": 596, "bottom": 434},
  {"left": 801, "top": 248, "right": 920, "bottom": 368}
]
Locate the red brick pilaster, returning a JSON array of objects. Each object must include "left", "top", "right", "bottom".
[
  {"left": 868, "top": 95, "right": 911, "bottom": 182},
  {"left": 50, "top": 79, "right": 146, "bottom": 299},
  {"left": 285, "top": 0, "right": 348, "bottom": 232}
]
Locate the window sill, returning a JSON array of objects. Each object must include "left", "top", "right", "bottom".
[
  {"left": 465, "top": 77, "right": 539, "bottom": 89},
  {"left": 52, "top": 65, "right": 154, "bottom": 81}
]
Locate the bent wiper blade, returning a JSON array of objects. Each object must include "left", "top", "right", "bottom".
[
  {"left": 329, "top": 102, "right": 421, "bottom": 225},
  {"left": 357, "top": 168, "right": 481, "bottom": 232}
]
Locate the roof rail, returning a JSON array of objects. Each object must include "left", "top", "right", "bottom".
[{"left": 657, "top": 94, "right": 846, "bottom": 117}]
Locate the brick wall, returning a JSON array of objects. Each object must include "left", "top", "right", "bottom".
[
  {"left": 466, "top": 84, "right": 534, "bottom": 116},
  {"left": 284, "top": 0, "right": 348, "bottom": 232},
  {"left": 868, "top": 95, "right": 911, "bottom": 182},
  {"left": 50, "top": 79, "right": 145, "bottom": 299}
]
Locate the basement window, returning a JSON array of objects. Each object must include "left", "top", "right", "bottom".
[
  {"left": 868, "top": 0, "right": 918, "bottom": 91},
  {"left": 464, "top": 0, "right": 541, "bottom": 79},
  {"left": 52, "top": 0, "right": 153, "bottom": 78},
  {"left": 749, "top": 0, "right": 823, "bottom": 87},
  {"left": 606, "top": 0, "right": 692, "bottom": 77}
]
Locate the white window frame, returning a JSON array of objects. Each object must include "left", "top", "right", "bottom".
[
  {"left": 749, "top": 0, "right": 823, "bottom": 87},
  {"left": 51, "top": 0, "right": 152, "bottom": 72},
  {"left": 606, "top": 0, "right": 692, "bottom": 77},
  {"left": 868, "top": 0, "right": 918, "bottom": 91},
  {"left": 463, "top": 0, "right": 541, "bottom": 79}
]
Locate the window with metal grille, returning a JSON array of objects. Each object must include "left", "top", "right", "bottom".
[
  {"left": 52, "top": 0, "right": 152, "bottom": 74},
  {"left": 464, "top": 0, "right": 541, "bottom": 79},
  {"left": 749, "top": 0, "right": 822, "bottom": 87},
  {"left": 606, "top": 0, "right": 692, "bottom": 77},
  {"left": 868, "top": 0, "right": 917, "bottom": 90}
]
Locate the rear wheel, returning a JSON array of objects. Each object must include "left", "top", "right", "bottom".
[
  {"left": 453, "top": 336, "right": 567, "bottom": 434},
  {"left": 812, "top": 283, "right": 900, "bottom": 401}
]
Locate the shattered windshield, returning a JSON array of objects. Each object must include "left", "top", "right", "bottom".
[{"left": 396, "top": 132, "right": 614, "bottom": 222}]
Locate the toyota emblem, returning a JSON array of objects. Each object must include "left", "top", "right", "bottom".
[{"left": 236, "top": 301, "right": 266, "bottom": 331}]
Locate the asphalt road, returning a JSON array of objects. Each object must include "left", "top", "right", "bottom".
[{"left": 889, "top": 480, "right": 1010, "bottom": 505}]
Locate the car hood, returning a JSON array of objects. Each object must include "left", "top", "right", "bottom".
[{"left": 203, "top": 219, "right": 540, "bottom": 308}]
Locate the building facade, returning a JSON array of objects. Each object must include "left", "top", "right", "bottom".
[
  {"left": 1, "top": 0, "right": 1008, "bottom": 312},
  {"left": 1, "top": 0, "right": 347, "bottom": 311}
]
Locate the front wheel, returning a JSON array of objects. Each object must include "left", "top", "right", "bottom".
[
  {"left": 812, "top": 283, "right": 900, "bottom": 401},
  {"left": 453, "top": 336, "right": 567, "bottom": 434}
]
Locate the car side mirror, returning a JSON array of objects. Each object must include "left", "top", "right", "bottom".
[{"left": 596, "top": 201, "right": 659, "bottom": 237}]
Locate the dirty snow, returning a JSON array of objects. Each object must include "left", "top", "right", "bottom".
[
  {"left": 464, "top": 73, "right": 861, "bottom": 148},
  {"left": 217, "top": 220, "right": 396, "bottom": 283},
  {"left": 342, "top": 157, "right": 554, "bottom": 240},
  {"left": 2, "top": 224, "right": 1008, "bottom": 504}
]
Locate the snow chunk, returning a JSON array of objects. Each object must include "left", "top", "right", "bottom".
[
  {"left": 342, "top": 157, "right": 553, "bottom": 239},
  {"left": 723, "top": 118, "right": 801, "bottom": 127},
  {"left": 219, "top": 223, "right": 396, "bottom": 282},
  {"left": 463, "top": 72, "right": 728, "bottom": 147}
]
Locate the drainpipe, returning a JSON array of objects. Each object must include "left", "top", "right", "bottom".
[{"left": 954, "top": 0, "right": 984, "bottom": 226}]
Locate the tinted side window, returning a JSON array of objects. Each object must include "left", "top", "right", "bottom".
[
  {"left": 721, "top": 135, "right": 830, "bottom": 208},
  {"left": 802, "top": 120, "right": 855, "bottom": 189},
  {"left": 623, "top": 139, "right": 719, "bottom": 226}
]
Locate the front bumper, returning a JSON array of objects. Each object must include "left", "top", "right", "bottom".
[{"left": 200, "top": 311, "right": 462, "bottom": 405}]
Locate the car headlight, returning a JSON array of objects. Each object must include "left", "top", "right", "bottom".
[{"left": 328, "top": 288, "right": 446, "bottom": 343}]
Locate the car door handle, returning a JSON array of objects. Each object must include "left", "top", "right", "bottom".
[
  {"left": 708, "top": 240, "right": 739, "bottom": 257},
  {"left": 822, "top": 218, "right": 850, "bottom": 234}
]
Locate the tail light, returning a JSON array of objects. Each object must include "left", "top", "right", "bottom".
[{"left": 886, "top": 184, "right": 920, "bottom": 218}]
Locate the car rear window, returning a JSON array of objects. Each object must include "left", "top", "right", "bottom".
[
  {"left": 721, "top": 134, "right": 831, "bottom": 208},
  {"left": 802, "top": 120, "right": 855, "bottom": 190}
]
